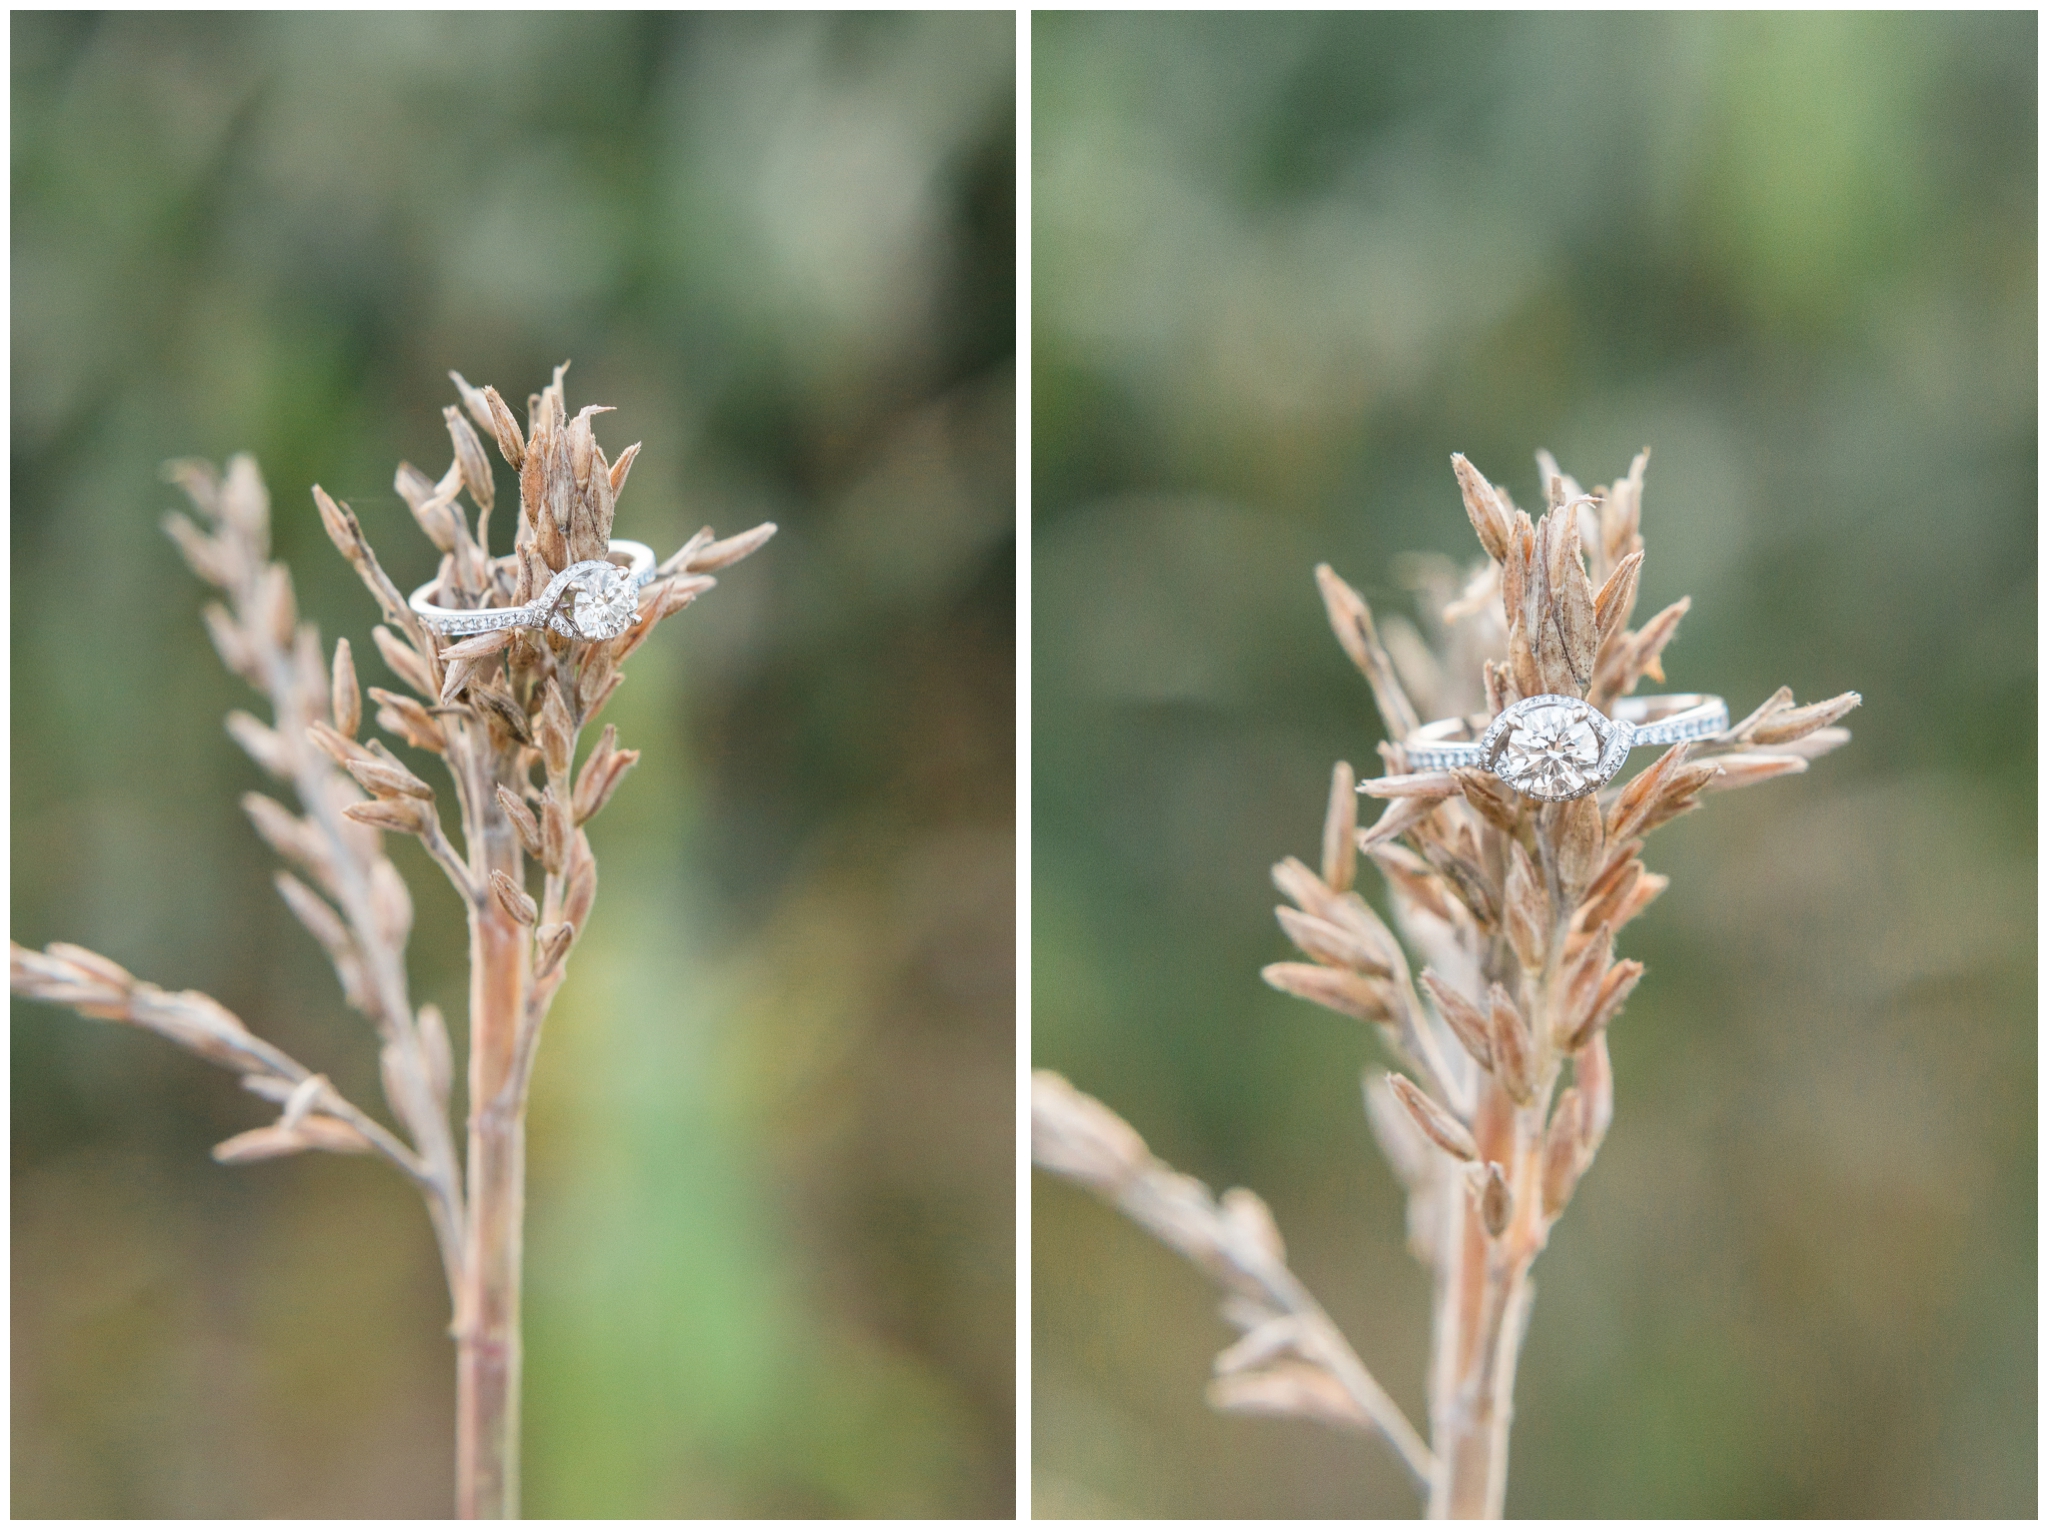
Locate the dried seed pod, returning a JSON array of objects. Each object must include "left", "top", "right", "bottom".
[
  {"left": 1635, "top": 761, "right": 1722, "bottom": 834},
  {"left": 475, "top": 384, "right": 526, "bottom": 470},
  {"left": 1576, "top": 1031, "right": 1614, "bottom": 1152},
  {"left": 162, "top": 512, "right": 234, "bottom": 587},
  {"left": 1420, "top": 969, "right": 1493, "bottom": 1071},
  {"left": 468, "top": 685, "right": 533, "bottom": 748},
  {"left": 1535, "top": 502, "right": 1597, "bottom": 695},
  {"left": 220, "top": 453, "right": 270, "bottom": 553},
  {"left": 1726, "top": 685, "right": 1795, "bottom": 741},
  {"left": 213, "top": 1116, "right": 374, "bottom": 1164},
  {"left": 342, "top": 797, "right": 434, "bottom": 836},
  {"left": 489, "top": 870, "right": 538, "bottom": 927},
  {"left": 1606, "top": 742, "right": 1691, "bottom": 842},
  {"left": 495, "top": 784, "right": 542, "bottom": 857},
  {"left": 1698, "top": 753, "right": 1809, "bottom": 792},
  {"left": 561, "top": 831, "right": 597, "bottom": 932},
  {"left": 1546, "top": 794, "right": 1604, "bottom": 908},
  {"left": 1568, "top": 959, "right": 1644, "bottom": 1051},
  {"left": 1358, "top": 771, "right": 1460, "bottom": 800},
  {"left": 685, "top": 522, "right": 779, "bottom": 573},
  {"left": 576, "top": 643, "right": 619, "bottom": 715},
  {"left": 1386, "top": 1073, "right": 1478, "bottom": 1163},
  {"left": 330, "top": 638, "right": 361, "bottom": 738},
  {"left": 1369, "top": 844, "right": 1459, "bottom": 926},
  {"left": 1541, "top": 1085, "right": 1587, "bottom": 1217},
  {"left": 1275, "top": 907, "right": 1391, "bottom": 978},
  {"left": 445, "top": 405, "right": 495, "bottom": 515},
  {"left": 1503, "top": 841, "right": 1548, "bottom": 971},
  {"left": 1314, "top": 564, "right": 1422, "bottom": 740},
  {"left": 1453, "top": 767, "right": 1520, "bottom": 834},
  {"left": 1606, "top": 597, "right": 1689, "bottom": 697},
  {"left": 345, "top": 755, "right": 434, "bottom": 801},
  {"left": 368, "top": 687, "right": 447, "bottom": 754},
  {"left": 272, "top": 871, "right": 352, "bottom": 967},
  {"left": 607, "top": 441, "right": 640, "bottom": 498},
  {"left": 368, "top": 856, "right": 413, "bottom": 946},
  {"left": 1418, "top": 838, "right": 1499, "bottom": 928},
  {"left": 1322, "top": 761, "right": 1358, "bottom": 893},
  {"left": 417, "top": 1003, "right": 452, "bottom": 1106},
  {"left": 1360, "top": 794, "right": 1444, "bottom": 855},
  {"left": 538, "top": 787, "right": 570, "bottom": 876},
  {"left": 306, "top": 719, "right": 374, "bottom": 768},
  {"left": 372, "top": 625, "right": 437, "bottom": 698},
  {"left": 1215, "top": 1187, "right": 1287, "bottom": 1266},
  {"left": 1450, "top": 453, "right": 1512, "bottom": 563},
  {"left": 242, "top": 793, "right": 334, "bottom": 888},
  {"left": 1592, "top": 549, "right": 1643, "bottom": 645},
  {"left": 258, "top": 564, "right": 298, "bottom": 649},
  {"left": 534, "top": 921, "right": 575, "bottom": 978},
  {"left": 1487, "top": 984, "right": 1535, "bottom": 1104},
  {"left": 1577, "top": 851, "right": 1641, "bottom": 934},
  {"left": 572, "top": 728, "right": 639, "bottom": 824},
  {"left": 1466, "top": 1160, "right": 1512, "bottom": 1238},
  {"left": 537, "top": 679, "right": 574, "bottom": 781},
  {"left": 225, "top": 711, "right": 292, "bottom": 777},
  {"left": 1262, "top": 962, "right": 1389, "bottom": 1024}
]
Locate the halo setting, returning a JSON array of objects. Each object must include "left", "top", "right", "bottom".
[{"left": 1475, "top": 696, "right": 1633, "bottom": 802}]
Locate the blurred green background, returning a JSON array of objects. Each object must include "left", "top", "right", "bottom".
[
  {"left": 1032, "top": 11, "right": 2031, "bottom": 1519},
  {"left": 13, "top": 11, "right": 1012, "bottom": 1518}
]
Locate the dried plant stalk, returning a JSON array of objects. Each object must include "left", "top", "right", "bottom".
[
  {"left": 12, "top": 368, "right": 773, "bottom": 1518},
  {"left": 1033, "top": 450, "right": 1857, "bottom": 1517}
]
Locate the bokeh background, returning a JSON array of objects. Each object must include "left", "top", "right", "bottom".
[
  {"left": 14, "top": 12, "right": 1012, "bottom": 1517},
  {"left": 1033, "top": 11, "right": 2031, "bottom": 1519}
]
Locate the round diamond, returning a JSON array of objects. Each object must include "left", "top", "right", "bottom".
[
  {"left": 565, "top": 564, "right": 638, "bottom": 641},
  {"left": 1491, "top": 698, "right": 1604, "bottom": 801}
]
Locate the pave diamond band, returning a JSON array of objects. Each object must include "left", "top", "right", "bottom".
[
  {"left": 1397, "top": 693, "right": 1728, "bottom": 802},
  {"left": 409, "top": 539, "right": 657, "bottom": 643}
]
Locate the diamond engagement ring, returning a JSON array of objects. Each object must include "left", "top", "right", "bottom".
[
  {"left": 408, "top": 539, "right": 657, "bottom": 642},
  {"left": 1395, "top": 692, "right": 1729, "bottom": 802}
]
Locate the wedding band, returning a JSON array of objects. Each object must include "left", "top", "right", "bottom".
[
  {"left": 409, "top": 539, "right": 656, "bottom": 642},
  {"left": 1393, "top": 693, "right": 1728, "bottom": 802}
]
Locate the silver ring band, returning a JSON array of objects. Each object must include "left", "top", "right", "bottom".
[
  {"left": 409, "top": 539, "right": 657, "bottom": 642},
  {"left": 1396, "top": 693, "right": 1727, "bottom": 801}
]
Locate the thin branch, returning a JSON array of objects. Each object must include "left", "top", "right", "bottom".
[
  {"left": 1032, "top": 1070, "right": 1437, "bottom": 1494},
  {"left": 10, "top": 941, "right": 430, "bottom": 1189}
]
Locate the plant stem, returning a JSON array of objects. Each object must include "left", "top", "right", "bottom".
[{"left": 455, "top": 734, "right": 530, "bottom": 1519}]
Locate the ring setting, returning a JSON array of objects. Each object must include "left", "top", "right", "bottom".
[
  {"left": 1397, "top": 692, "right": 1728, "bottom": 802},
  {"left": 409, "top": 538, "right": 656, "bottom": 642}
]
